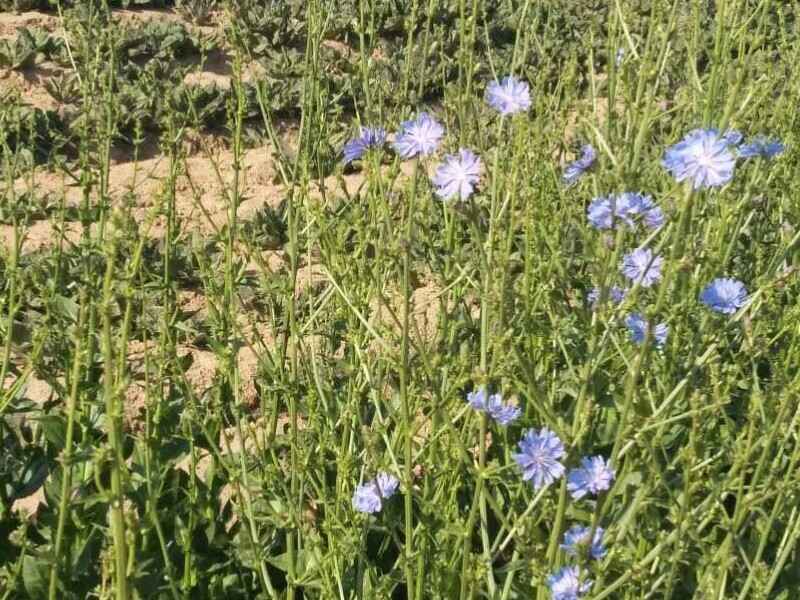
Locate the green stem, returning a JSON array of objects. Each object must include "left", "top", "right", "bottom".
[
  {"left": 101, "top": 239, "right": 129, "bottom": 600},
  {"left": 400, "top": 158, "right": 420, "bottom": 598},
  {"left": 48, "top": 296, "right": 87, "bottom": 600}
]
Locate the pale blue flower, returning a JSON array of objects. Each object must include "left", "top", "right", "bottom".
[
  {"left": 625, "top": 313, "right": 668, "bottom": 347},
  {"left": 547, "top": 566, "right": 592, "bottom": 600},
  {"left": 615, "top": 47, "right": 625, "bottom": 67},
  {"left": 662, "top": 129, "right": 737, "bottom": 189},
  {"left": 621, "top": 247, "right": 663, "bottom": 287},
  {"left": 467, "top": 388, "right": 489, "bottom": 411},
  {"left": 721, "top": 130, "right": 744, "bottom": 146},
  {"left": 513, "top": 428, "right": 566, "bottom": 489},
  {"left": 352, "top": 483, "right": 382, "bottom": 513},
  {"left": 587, "top": 197, "right": 614, "bottom": 229},
  {"left": 486, "top": 394, "right": 521, "bottom": 426},
  {"left": 393, "top": 113, "right": 444, "bottom": 158},
  {"left": 375, "top": 472, "right": 399, "bottom": 498},
  {"left": 587, "top": 193, "right": 664, "bottom": 230},
  {"left": 343, "top": 126, "right": 386, "bottom": 164},
  {"left": 623, "top": 193, "right": 665, "bottom": 228},
  {"left": 563, "top": 145, "right": 596, "bottom": 185},
  {"left": 700, "top": 278, "right": 748, "bottom": 314},
  {"left": 353, "top": 472, "right": 399, "bottom": 513},
  {"left": 587, "top": 286, "right": 626, "bottom": 309},
  {"left": 561, "top": 525, "right": 607, "bottom": 560},
  {"left": 738, "top": 136, "right": 785, "bottom": 159},
  {"left": 432, "top": 148, "right": 482, "bottom": 200},
  {"left": 567, "top": 456, "right": 615, "bottom": 500},
  {"left": 467, "top": 388, "right": 520, "bottom": 426},
  {"left": 485, "top": 76, "right": 531, "bottom": 115}
]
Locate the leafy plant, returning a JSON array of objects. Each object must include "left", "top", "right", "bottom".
[
  {"left": 118, "top": 21, "right": 211, "bottom": 62},
  {"left": 43, "top": 73, "right": 81, "bottom": 105},
  {"left": 0, "top": 27, "right": 64, "bottom": 70},
  {"left": 3, "top": 2, "right": 800, "bottom": 600},
  {"left": 175, "top": 0, "right": 218, "bottom": 25},
  {"left": 0, "top": 102, "right": 68, "bottom": 165}
]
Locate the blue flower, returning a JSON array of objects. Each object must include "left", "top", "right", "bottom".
[
  {"left": 615, "top": 47, "right": 625, "bottom": 67},
  {"left": 343, "top": 126, "right": 386, "bottom": 164},
  {"left": 567, "top": 456, "right": 615, "bottom": 500},
  {"left": 467, "top": 388, "right": 521, "bottom": 426},
  {"left": 513, "top": 428, "right": 566, "bottom": 490},
  {"left": 485, "top": 76, "right": 531, "bottom": 115},
  {"left": 587, "top": 286, "right": 626, "bottom": 309},
  {"left": 625, "top": 313, "right": 668, "bottom": 347},
  {"left": 352, "top": 472, "right": 399, "bottom": 513},
  {"left": 587, "top": 197, "right": 614, "bottom": 229},
  {"left": 623, "top": 193, "right": 665, "bottom": 228},
  {"left": 721, "top": 130, "right": 744, "bottom": 146},
  {"left": 432, "top": 148, "right": 482, "bottom": 200},
  {"left": 587, "top": 193, "right": 664, "bottom": 230},
  {"left": 563, "top": 145, "right": 596, "bottom": 185},
  {"left": 621, "top": 247, "right": 663, "bottom": 287},
  {"left": 738, "top": 136, "right": 785, "bottom": 160},
  {"left": 547, "top": 566, "right": 592, "bottom": 600},
  {"left": 375, "top": 472, "right": 399, "bottom": 498},
  {"left": 486, "top": 394, "right": 521, "bottom": 426},
  {"left": 700, "top": 278, "right": 748, "bottom": 314},
  {"left": 352, "top": 483, "right": 382, "bottom": 513},
  {"left": 467, "top": 388, "right": 489, "bottom": 411},
  {"left": 561, "top": 525, "right": 607, "bottom": 560},
  {"left": 662, "top": 129, "right": 737, "bottom": 189},
  {"left": 393, "top": 113, "right": 444, "bottom": 158}
]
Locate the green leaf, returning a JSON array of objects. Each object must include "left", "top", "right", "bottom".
[
  {"left": 22, "top": 554, "right": 48, "bottom": 598},
  {"left": 34, "top": 414, "right": 68, "bottom": 450}
]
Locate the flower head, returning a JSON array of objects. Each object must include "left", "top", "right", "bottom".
[
  {"left": 513, "top": 428, "right": 566, "bottom": 489},
  {"left": 353, "top": 472, "right": 399, "bottom": 513},
  {"left": 623, "top": 193, "right": 665, "bottom": 228},
  {"left": 567, "top": 456, "right": 615, "bottom": 500},
  {"left": 561, "top": 525, "right": 607, "bottom": 560},
  {"left": 432, "top": 148, "right": 482, "bottom": 200},
  {"left": 662, "top": 129, "right": 737, "bottom": 189},
  {"left": 626, "top": 313, "right": 668, "bottom": 347},
  {"left": 352, "top": 483, "right": 382, "bottom": 513},
  {"left": 621, "top": 247, "right": 663, "bottom": 287},
  {"left": 615, "top": 47, "right": 626, "bottom": 67},
  {"left": 587, "top": 193, "right": 664, "bottom": 230},
  {"left": 486, "top": 394, "right": 521, "bottom": 426},
  {"left": 722, "top": 130, "right": 744, "bottom": 146},
  {"left": 587, "top": 286, "right": 626, "bottom": 309},
  {"left": 547, "top": 566, "right": 592, "bottom": 600},
  {"left": 587, "top": 197, "right": 614, "bottom": 229},
  {"left": 343, "top": 126, "right": 386, "bottom": 164},
  {"left": 467, "top": 388, "right": 489, "bottom": 411},
  {"left": 485, "top": 76, "right": 531, "bottom": 115},
  {"left": 375, "top": 472, "right": 399, "bottom": 499},
  {"left": 700, "top": 278, "right": 747, "bottom": 314},
  {"left": 738, "top": 136, "right": 785, "bottom": 160},
  {"left": 563, "top": 145, "right": 596, "bottom": 185},
  {"left": 393, "top": 113, "right": 444, "bottom": 158},
  {"left": 467, "top": 388, "right": 520, "bottom": 426}
]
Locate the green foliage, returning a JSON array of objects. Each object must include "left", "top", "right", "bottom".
[
  {"left": 0, "top": 102, "right": 67, "bottom": 165},
  {"left": 118, "top": 21, "right": 210, "bottom": 62},
  {"left": 2, "top": 1, "right": 800, "bottom": 599},
  {"left": 175, "top": 0, "right": 217, "bottom": 25},
  {"left": 0, "top": 27, "right": 65, "bottom": 70}
]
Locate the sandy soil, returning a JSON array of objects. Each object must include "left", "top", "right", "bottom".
[
  {"left": 0, "top": 10, "right": 60, "bottom": 40},
  {"left": 0, "top": 6, "right": 445, "bottom": 441}
]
